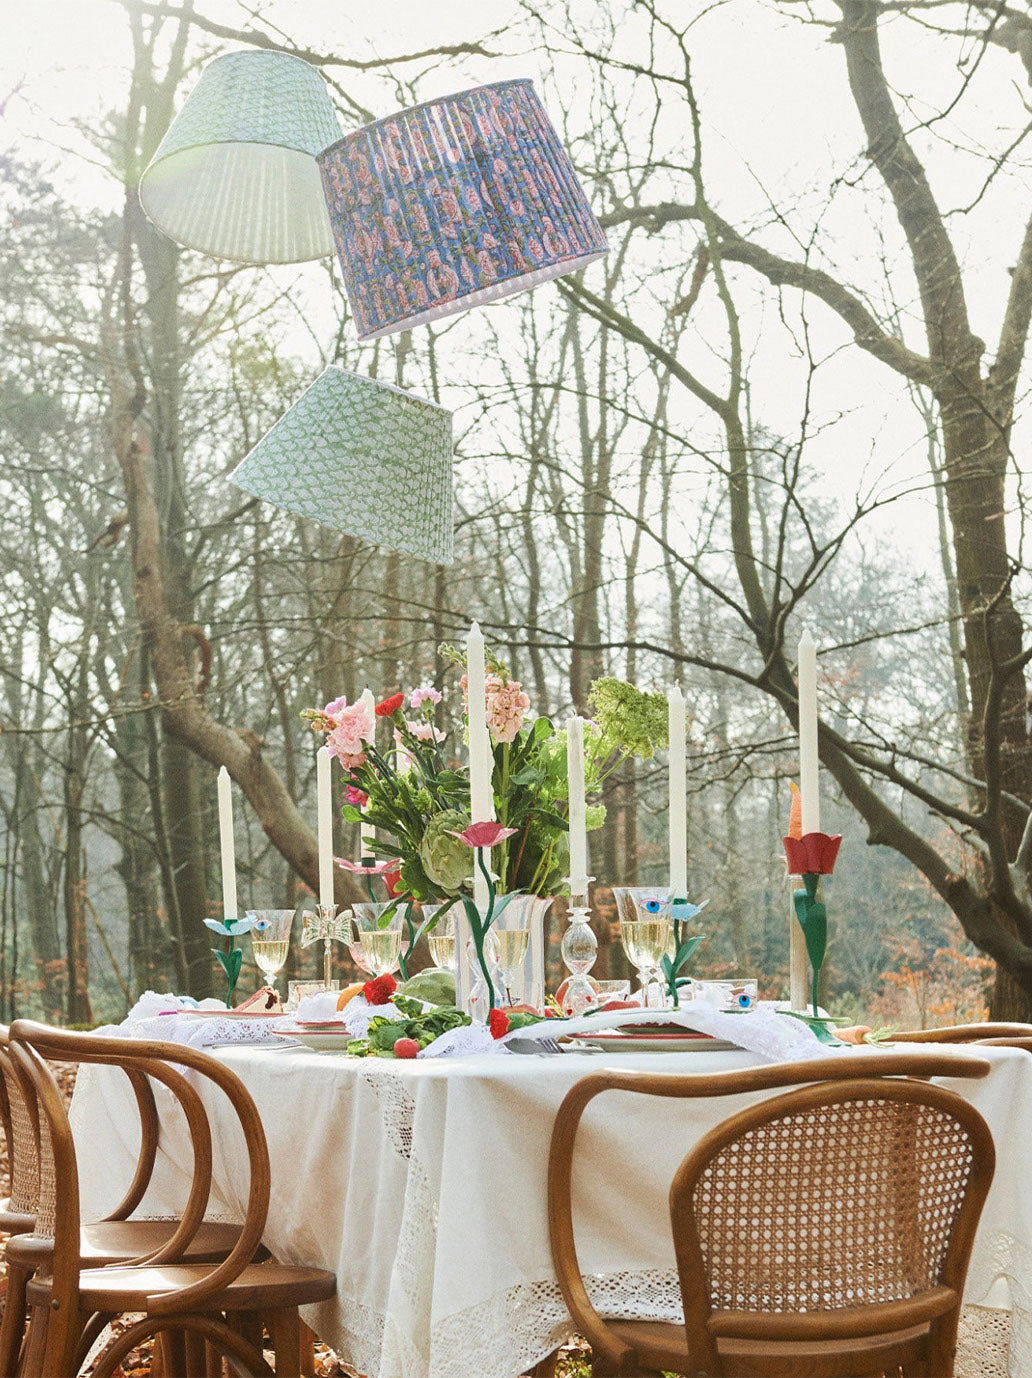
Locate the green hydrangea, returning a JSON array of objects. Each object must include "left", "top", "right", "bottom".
[
  {"left": 589, "top": 677, "right": 669, "bottom": 760},
  {"left": 418, "top": 810, "right": 474, "bottom": 893}
]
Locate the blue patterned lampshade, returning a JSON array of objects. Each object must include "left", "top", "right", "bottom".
[
  {"left": 139, "top": 50, "right": 343, "bottom": 264},
  {"left": 318, "top": 79, "right": 608, "bottom": 340},
  {"left": 229, "top": 367, "right": 454, "bottom": 564}
]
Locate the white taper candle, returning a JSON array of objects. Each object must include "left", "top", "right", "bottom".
[
  {"left": 216, "top": 767, "right": 238, "bottom": 925},
  {"left": 668, "top": 684, "right": 688, "bottom": 899},
  {"left": 797, "top": 630, "right": 820, "bottom": 834},
  {"left": 566, "top": 715, "right": 589, "bottom": 899},
  {"left": 316, "top": 746, "right": 334, "bottom": 907}
]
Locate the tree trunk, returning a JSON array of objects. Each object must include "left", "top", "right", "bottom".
[{"left": 62, "top": 760, "right": 92, "bottom": 1025}]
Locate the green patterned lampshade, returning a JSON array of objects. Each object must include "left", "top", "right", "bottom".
[
  {"left": 139, "top": 50, "right": 343, "bottom": 264},
  {"left": 229, "top": 367, "right": 454, "bottom": 564}
]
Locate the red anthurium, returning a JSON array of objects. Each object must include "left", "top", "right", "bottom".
[
  {"left": 376, "top": 692, "right": 405, "bottom": 717},
  {"left": 783, "top": 832, "right": 842, "bottom": 877},
  {"left": 449, "top": 821, "right": 519, "bottom": 849}
]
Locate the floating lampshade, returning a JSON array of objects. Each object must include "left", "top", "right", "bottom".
[
  {"left": 318, "top": 79, "right": 608, "bottom": 340},
  {"left": 139, "top": 50, "right": 343, "bottom": 264},
  {"left": 229, "top": 366, "right": 453, "bottom": 564}
]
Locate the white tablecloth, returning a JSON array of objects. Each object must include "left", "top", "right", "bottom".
[{"left": 69, "top": 1043, "right": 1032, "bottom": 1378}]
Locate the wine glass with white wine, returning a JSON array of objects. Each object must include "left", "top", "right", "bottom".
[
  {"left": 246, "top": 909, "right": 295, "bottom": 998},
  {"left": 422, "top": 904, "right": 457, "bottom": 971},
  {"left": 614, "top": 887, "right": 673, "bottom": 1008},
  {"left": 490, "top": 907, "right": 532, "bottom": 1006},
  {"left": 351, "top": 903, "right": 404, "bottom": 979}
]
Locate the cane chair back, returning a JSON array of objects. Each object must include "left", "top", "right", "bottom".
[
  {"left": 670, "top": 1078, "right": 994, "bottom": 1374},
  {"left": 894, "top": 1021, "right": 1032, "bottom": 1043},
  {"left": 0, "top": 1031, "right": 40, "bottom": 1219},
  {"left": 548, "top": 1053, "right": 993, "bottom": 1377}
]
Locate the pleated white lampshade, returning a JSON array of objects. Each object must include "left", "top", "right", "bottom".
[{"left": 139, "top": 50, "right": 343, "bottom": 264}]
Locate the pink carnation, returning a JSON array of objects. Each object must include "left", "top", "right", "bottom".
[
  {"left": 327, "top": 726, "right": 366, "bottom": 769},
  {"left": 485, "top": 676, "right": 530, "bottom": 744},
  {"left": 326, "top": 702, "right": 374, "bottom": 768},
  {"left": 345, "top": 785, "right": 368, "bottom": 808},
  {"left": 324, "top": 695, "right": 349, "bottom": 716},
  {"left": 410, "top": 685, "right": 442, "bottom": 709},
  {"left": 403, "top": 719, "right": 444, "bottom": 743}
]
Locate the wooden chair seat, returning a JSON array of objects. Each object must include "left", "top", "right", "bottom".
[
  {"left": 6, "top": 1217, "right": 253, "bottom": 1267},
  {"left": 0, "top": 1195, "right": 36, "bottom": 1236},
  {"left": 606, "top": 1317, "right": 940, "bottom": 1377},
  {"left": 27, "top": 1259, "right": 337, "bottom": 1312}
]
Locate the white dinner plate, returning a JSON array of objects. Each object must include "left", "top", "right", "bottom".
[
  {"left": 179, "top": 1008, "right": 286, "bottom": 1020},
  {"left": 274, "top": 1029, "right": 353, "bottom": 1052},
  {"left": 568, "top": 1030, "right": 739, "bottom": 1053}
]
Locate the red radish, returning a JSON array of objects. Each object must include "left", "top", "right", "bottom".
[{"left": 393, "top": 1037, "right": 420, "bottom": 1059}]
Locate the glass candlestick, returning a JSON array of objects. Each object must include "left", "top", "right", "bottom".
[
  {"left": 301, "top": 903, "right": 351, "bottom": 988},
  {"left": 560, "top": 901, "right": 599, "bottom": 1016}
]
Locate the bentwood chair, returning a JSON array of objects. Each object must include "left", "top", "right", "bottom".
[
  {"left": 548, "top": 1054, "right": 995, "bottom": 1378},
  {"left": 9, "top": 1020, "right": 335, "bottom": 1377},
  {"left": 893, "top": 1022, "right": 1032, "bottom": 1043},
  {"left": 0, "top": 1030, "right": 261, "bottom": 1376}
]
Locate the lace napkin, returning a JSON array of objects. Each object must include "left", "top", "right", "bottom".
[{"left": 97, "top": 990, "right": 292, "bottom": 1048}]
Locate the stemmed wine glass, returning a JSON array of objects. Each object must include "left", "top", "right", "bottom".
[
  {"left": 422, "top": 904, "right": 457, "bottom": 972},
  {"left": 247, "top": 909, "right": 295, "bottom": 998},
  {"left": 490, "top": 907, "right": 532, "bottom": 1006},
  {"left": 614, "top": 887, "right": 674, "bottom": 1008},
  {"left": 350, "top": 903, "right": 404, "bottom": 978}
]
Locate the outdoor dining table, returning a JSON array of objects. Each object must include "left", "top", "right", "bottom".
[{"left": 69, "top": 1040, "right": 1031, "bottom": 1378}]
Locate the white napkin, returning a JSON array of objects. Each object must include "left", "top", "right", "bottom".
[{"left": 294, "top": 991, "right": 345, "bottom": 1023}]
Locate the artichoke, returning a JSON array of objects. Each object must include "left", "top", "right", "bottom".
[
  {"left": 401, "top": 967, "right": 456, "bottom": 1007},
  {"left": 418, "top": 810, "right": 474, "bottom": 893}
]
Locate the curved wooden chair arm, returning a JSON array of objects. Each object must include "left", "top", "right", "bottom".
[
  {"left": 115, "top": 1059, "right": 213, "bottom": 1267},
  {"left": 977, "top": 1036, "right": 1032, "bottom": 1051},
  {"left": 547, "top": 1054, "right": 992, "bottom": 1371},
  {"left": 103, "top": 1068, "right": 160, "bottom": 1222},
  {"left": 8, "top": 1040, "right": 82, "bottom": 1304},
  {"left": 893, "top": 1021, "right": 1032, "bottom": 1043},
  {"left": 9, "top": 1021, "right": 271, "bottom": 1317}
]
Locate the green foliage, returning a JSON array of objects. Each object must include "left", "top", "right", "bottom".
[
  {"left": 347, "top": 994, "right": 471, "bottom": 1057},
  {"left": 212, "top": 944, "right": 243, "bottom": 1008},
  {"left": 589, "top": 676, "right": 669, "bottom": 761}
]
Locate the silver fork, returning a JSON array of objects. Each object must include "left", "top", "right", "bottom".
[{"left": 506, "top": 1036, "right": 599, "bottom": 1055}]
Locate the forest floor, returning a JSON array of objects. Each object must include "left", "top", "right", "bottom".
[{"left": 0, "top": 1067, "right": 592, "bottom": 1377}]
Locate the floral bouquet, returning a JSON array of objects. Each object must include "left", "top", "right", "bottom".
[{"left": 303, "top": 653, "right": 673, "bottom": 991}]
